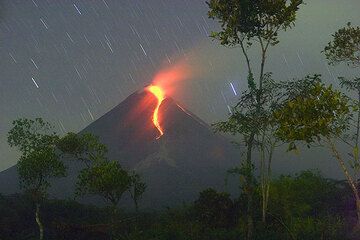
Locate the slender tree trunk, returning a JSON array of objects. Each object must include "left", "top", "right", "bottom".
[
  {"left": 244, "top": 47, "right": 266, "bottom": 238},
  {"left": 354, "top": 90, "right": 360, "bottom": 180},
  {"left": 35, "top": 203, "right": 44, "bottom": 240},
  {"left": 245, "top": 134, "right": 255, "bottom": 240},
  {"left": 327, "top": 138, "right": 360, "bottom": 226},
  {"left": 356, "top": 198, "right": 360, "bottom": 227},
  {"left": 257, "top": 46, "right": 267, "bottom": 225},
  {"left": 259, "top": 50, "right": 266, "bottom": 91},
  {"left": 356, "top": 89, "right": 360, "bottom": 147},
  {"left": 260, "top": 147, "right": 266, "bottom": 223},
  {"left": 135, "top": 201, "right": 139, "bottom": 213},
  {"left": 259, "top": 134, "right": 267, "bottom": 223},
  {"left": 263, "top": 142, "right": 275, "bottom": 223},
  {"left": 110, "top": 203, "right": 118, "bottom": 240},
  {"left": 260, "top": 150, "right": 272, "bottom": 223}
]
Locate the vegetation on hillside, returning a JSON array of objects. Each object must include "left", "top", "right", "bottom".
[{"left": 0, "top": 170, "right": 356, "bottom": 240}]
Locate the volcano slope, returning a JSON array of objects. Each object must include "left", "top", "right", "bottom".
[{"left": 0, "top": 88, "right": 240, "bottom": 208}]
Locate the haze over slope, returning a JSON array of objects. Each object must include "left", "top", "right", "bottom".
[{"left": 0, "top": 88, "right": 240, "bottom": 208}]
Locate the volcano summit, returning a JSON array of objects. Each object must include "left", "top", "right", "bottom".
[{"left": 0, "top": 87, "right": 240, "bottom": 208}]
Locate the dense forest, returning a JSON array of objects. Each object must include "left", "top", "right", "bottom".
[{"left": 2, "top": 0, "right": 360, "bottom": 239}]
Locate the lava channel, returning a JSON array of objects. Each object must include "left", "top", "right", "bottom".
[{"left": 147, "top": 85, "right": 165, "bottom": 139}]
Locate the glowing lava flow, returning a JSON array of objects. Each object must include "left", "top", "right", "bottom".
[{"left": 147, "top": 85, "right": 165, "bottom": 139}]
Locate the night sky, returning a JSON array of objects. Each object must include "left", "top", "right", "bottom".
[{"left": 1, "top": 0, "right": 360, "bottom": 173}]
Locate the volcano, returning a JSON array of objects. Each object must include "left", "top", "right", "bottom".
[{"left": 0, "top": 87, "right": 240, "bottom": 208}]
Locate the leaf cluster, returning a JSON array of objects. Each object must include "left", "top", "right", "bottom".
[
  {"left": 207, "top": 0, "right": 303, "bottom": 47},
  {"left": 128, "top": 172, "right": 147, "bottom": 205},
  {"left": 213, "top": 73, "right": 282, "bottom": 145},
  {"left": 57, "top": 132, "right": 107, "bottom": 165},
  {"left": 339, "top": 76, "right": 360, "bottom": 93},
  {"left": 269, "top": 170, "right": 338, "bottom": 219},
  {"left": 7, "top": 118, "right": 58, "bottom": 156},
  {"left": 17, "top": 147, "right": 66, "bottom": 200},
  {"left": 7, "top": 118, "right": 66, "bottom": 199},
  {"left": 274, "top": 76, "right": 352, "bottom": 148},
  {"left": 323, "top": 22, "right": 360, "bottom": 67},
  {"left": 194, "top": 188, "right": 235, "bottom": 229},
  {"left": 58, "top": 132, "right": 146, "bottom": 210},
  {"left": 76, "top": 160, "right": 131, "bottom": 206}
]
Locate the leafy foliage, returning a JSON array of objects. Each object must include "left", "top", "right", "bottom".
[
  {"left": 274, "top": 76, "right": 352, "bottom": 147},
  {"left": 17, "top": 147, "right": 66, "bottom": 199},
  {"left": 267, "top": 171, "right": 347, "bottom": 240},
  {"left": 213, "top": 74, "right": 280, "bottom": 143},
  {"left": 7, "top": 118, "right": 67, "bottom": 240},
  {"left": 7, "top": 118, "right": 66, "bottom": 199},
  {"left": 0, "top": 170, "right": 353, "bottom": 240},
  {"left": 207, "top": 0, "right": 303, "bottom": 47},
  {"left": 57, "top": 132, "right": 107, "bottom": 165},
  {"left": 128, "top": 172, "right": 146, "bottom": 211},
  {"left": 323, "top": 23, "right": 360, "bottom": 176},
  {"left": 76, "top": 160, "right": 131, "bottom": 206},
  {"left": 194, "top": 188, "right": 235, "bottom": 229},
  {"left": 324, "top": 22, "right": 360, "bottom": 67},
  {"left": 7, "top": 118, "right": 59, "bottom": 156},
  {"left": 269, "top": 171, "right": 340, "bottom": 218}
]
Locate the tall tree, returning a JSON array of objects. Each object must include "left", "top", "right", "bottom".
[
  {"left": 207, "top": 1, "right": 303, "bottom": 236},
  {"left": 7, "top": 118, "right": 66, "bottom": 240},
  {"left": 215, "top": 74, "right": 283, "bottom": 224},
  {"left": 76, "top": 160, "right": 132, "bottom": 237},
  {"left": 58, "top": 131, "right": 146, "bottom": 236},
  {"left": 273, "top": 76, "right": 360, "bottom": 226},
  {"left": 323, "top": 22, "right": 360, "bottom": 226},
  {"left": 128, "top": 172, "right": 146, "bottom": 212}
]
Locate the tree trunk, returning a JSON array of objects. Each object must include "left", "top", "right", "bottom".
[
  {"left": 245, "top": 134, "right": 255, "bottom": 240},
  {"left": 108, "top": 202, "right": 119, "bottom": 240},
  {"left": 247, "top": 191, "right": 254, "bottom": 240},
  {"left": 356, "top": 197, "right": 360, "bottom": 225},
  {"left": 35, "top": 203, "right": 44, "bottom": 240},
  {"left": 257, "top": 46, "right": 267, "bottom": 225},
  {"left": 260, "top": 140, "right": 267, "bottom": 223},
  {"left": 327, "top": 138, "right": 360, "bottom": 226},
  {"left": 135, "top": 201, "right": 139, "bottom": 213},
  {"left": 263, "top": 143, "right": 274, "bottom": 223}
]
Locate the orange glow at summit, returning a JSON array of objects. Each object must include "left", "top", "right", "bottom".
[
  {"left": 151, "top": 59, "right": 192, "bottom": 97},
  {"left": 147, "top": 59, "right": 193, "bottom": 139}
]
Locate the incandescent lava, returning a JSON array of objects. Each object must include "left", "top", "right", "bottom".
[{"left": 147, "top": 85, "right": 165, "bottom": 139}]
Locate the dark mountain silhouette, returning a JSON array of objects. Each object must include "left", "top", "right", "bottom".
[{"left": 0, "top": 87, "right": 240, "bottom": 208}]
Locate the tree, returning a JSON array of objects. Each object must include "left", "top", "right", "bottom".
[
  {"left": 207, "top": 1, "right": 303, "bottom": 237},
  {"left": 57, "top": 132, "right": 107, "bottom": 167},
  {"left": 273, "top": 77, "right": 360, "bottom": 226},
  {"left": 269, "top": 171, "right": 345, "bottom": 240},
  {"left": 207, "top": 0, "right": 303, "bottom": 86},
  {"left": 76, "top": 160, "right": 132, "bottom": 237},
  {"left": 322, "top": 22, "right": 360, "bottom": 227},
  {"left": 324, "top": 22, "right": 360, "bottom": 67},
  {"left": 270, "top": 171, "right": 340, "bottom": 220},
  {"left": 128, "top": 172, "right": 146, "bottom": 212},
  {"left": 7, "top": 118, "right": 66, "bottom": 240},
  {"left": 215, "top": 75, "right": 283, "bottom": 224},
  {"left": 58, "top": 131, "right": 146, "bottom": 235},
  {"left": 194, "top": 188, "right": 235, "bottom": 229}
]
